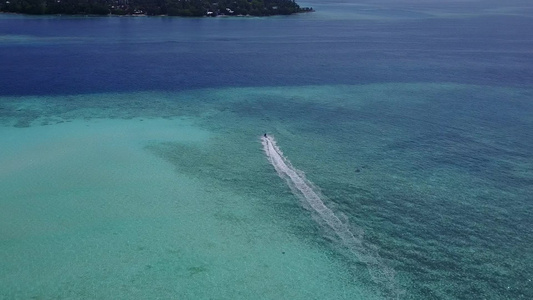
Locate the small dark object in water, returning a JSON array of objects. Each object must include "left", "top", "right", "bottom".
[
  {"left": 264, "top": 133, "right": 267, "bottom": 137},
  {"left": 355, "top": 168, "right": 361, "bottom": 173},
  {"left": 282, "top": 251, "right": 285, "bottom": 254}
]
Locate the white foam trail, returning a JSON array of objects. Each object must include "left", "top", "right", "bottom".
[{"left": 262, "top": 135, "right": 399, "bottom": 298}]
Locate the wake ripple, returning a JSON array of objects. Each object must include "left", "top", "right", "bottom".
[{"left": 262, "top": 135, "right": 399, "bottom": 298}]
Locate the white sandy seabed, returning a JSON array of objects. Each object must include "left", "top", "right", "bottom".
[{"left": 0, "top": 117, "right": 378, "bottom": 300}]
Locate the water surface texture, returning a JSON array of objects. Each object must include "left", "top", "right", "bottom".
[{"left": 1, "top": 1, "right": 532, "bottom": 299}]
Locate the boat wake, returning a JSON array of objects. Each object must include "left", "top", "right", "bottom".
[{"left": 262, "top": 135, "right": 399, "bottom": 298}]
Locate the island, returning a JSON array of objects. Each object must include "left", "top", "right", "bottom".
[{"left": 0, "top": 0, "right": 314, "bottom": 16}]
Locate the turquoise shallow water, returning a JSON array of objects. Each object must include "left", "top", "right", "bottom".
[
  {"left": 0, "top": 115, "right": 377, "bottom": 299},
  {"left": 1, "top": 83, "right": 532, "bottom": 299}
]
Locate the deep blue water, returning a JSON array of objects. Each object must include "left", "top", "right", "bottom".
[
  {"left": 2, "top": 4, "right": 533, "bottom": 96},
  {"left": 1, "top": 1, "right": 533, "bottom": 299}
]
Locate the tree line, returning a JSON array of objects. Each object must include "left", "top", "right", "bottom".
[{"left": 0, "top": 0, "right": 313, "bottom": 16}]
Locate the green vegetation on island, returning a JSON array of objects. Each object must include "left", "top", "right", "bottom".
[{"left": 0, "top": 0, "right": 314, "bottom": 16}]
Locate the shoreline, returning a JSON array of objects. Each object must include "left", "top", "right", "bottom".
[{"left": 0, "top": 10, "right": 314, "bottom": 18}]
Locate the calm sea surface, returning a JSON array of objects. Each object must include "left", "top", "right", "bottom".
[{"left": 1, "top": 1, "right": 532, "bottom": 299}]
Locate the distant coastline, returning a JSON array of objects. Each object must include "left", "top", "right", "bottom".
[{"left": 0, "top": 0, "right": 314, "bottom": 17}]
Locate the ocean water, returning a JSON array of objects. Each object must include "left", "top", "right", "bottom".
[{"left": 1, "top": 1, "right": 533, "bottom": 299}]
